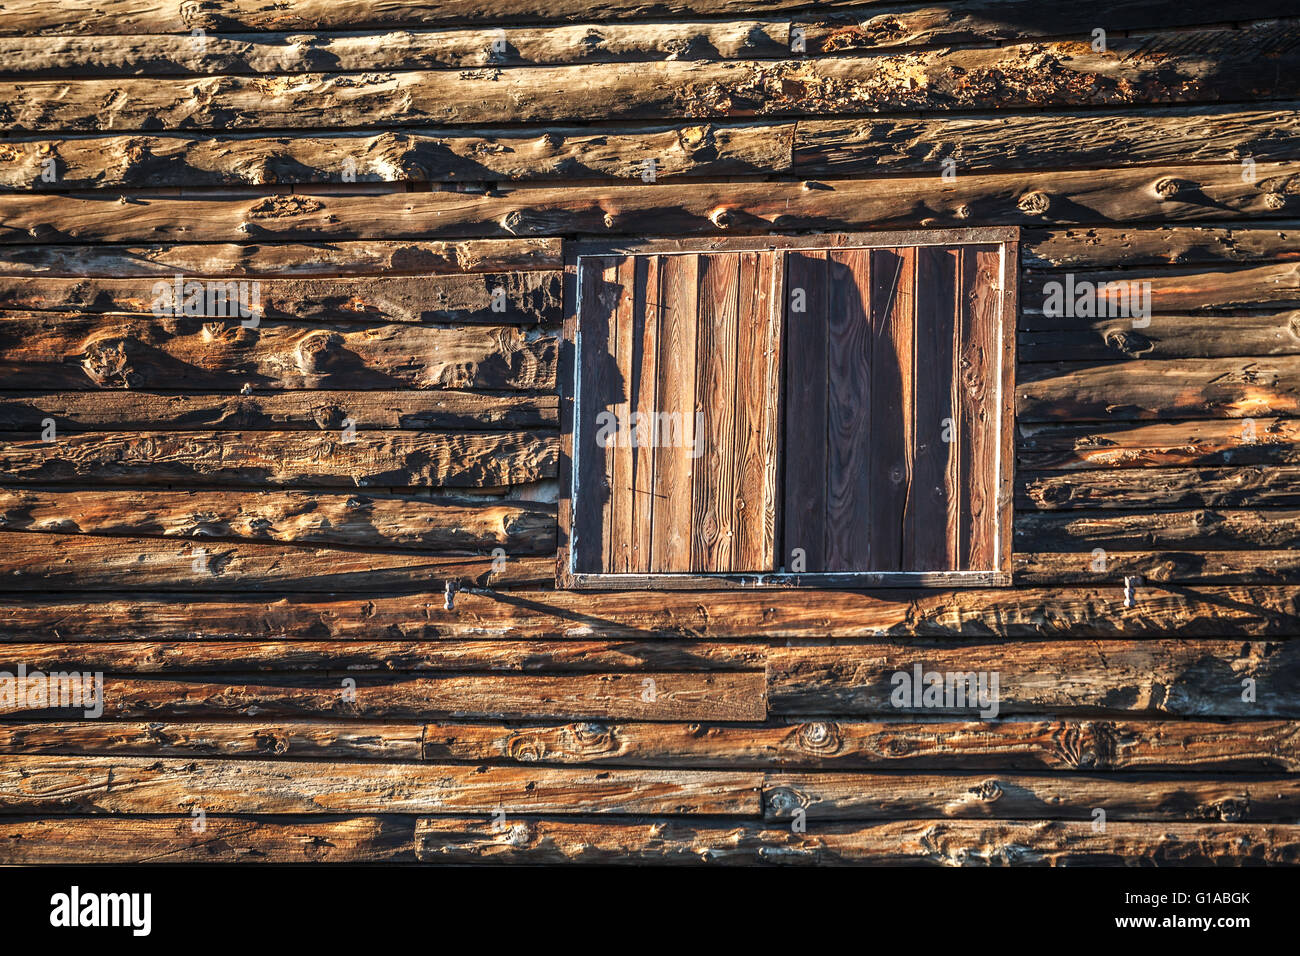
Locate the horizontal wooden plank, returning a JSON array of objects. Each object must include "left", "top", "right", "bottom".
[
  {"left": 764, "top": 771, "right": 1300, "bottom": 821},
  {"left": 2, "top": 586, "right": 1296, "bottom": 642},
  {"left": 1, "top": 123, "right": 794, "bottom": 190},
  {"left": 0, "top": 272, "right": 562, "bottom": 323},
  {"left": 0, "top": 672, "right": 767, "bottom": 721},
  {"left": 7, "top": 35, "right": 1296, "bottom": 133},
  {"left": 0, "top": 756, "right": 762, "bottom": 816},
  {"left": 0, "top": 487, "right": 556, "bottom": 551},
  {"left": 1018, "top": 357, "right": 1300, "bottom": 421},
  {"left": 1023, "top": 225, "right": 1300, "bottom": 271},
  {"left": 1016, "top": 550, "right": 1300, "bottom": 585},
  {"left": 4, "top": 718, "right": 1296, "bottom": 773},
  {"left": 0, "top": 1, "right": 870, "bottom": 35},
  {"left": 0, "top": 721, "right": 426, "bottom": 761},
  {"left": 797, "top": 105, "right": 1300, "bottom": 176},
  {"left": 0, "top": 238, "right": 562, "bottom": 277},
  {"left": 1018, "top": 311, "right": 1300, "bottom": 362},
  {"left": 1018, "top": 418, "right": 1300, "bottom": 470},
  {"left": 0, "top": 531, "right": 552, "bottom": 590},
  {"left": 1019, "top": 466, "right": 1300, "bottom": 511},
  {"left": 422, "top": 718, "right": 1300, "bottom": 772},
  {"left": 0, "top": 314, "right": 557, "bottom": 390},
  {"left": 768, "top": 639, "right": 1300, "bottom": 717},
  {"left": 0, "top": 430, "right": 557, "bottom": 487},
  {"left": 3, "top": 161, "right": 1292, "bottom": 244},
  {"left": 1018, "top": 508, "right": 1300, "bottom": 551},
  {"left": 0, "top": 814, "right": 417, "bottom": 863},
  {"left": 0, "top": 639, "right": 762, "bottom": 673},
  {"left": 0, "top": 390, "right": 557, "bottom": 431},
  {"left": 1023, "top": 262, "right": 1300, "bottom": 314},
  {"left": 415, "top": 817, "right": 1300, "bottom": 864},
  {"left": 0, "top": 22, "right": 788, "bottom": 76}
]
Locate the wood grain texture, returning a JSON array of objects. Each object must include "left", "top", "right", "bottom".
[
  {"left": 768, "top": 639, "right": 1300, "bottom": 717},
  {"left": 415, "top": 817, "right": 1300, "bottom": 864},
  {"left": 1018, "top": 418, "right": 1300, "bottom": 471},
  {"left": 0, "top": 314, "right": 556, "bottom": 391},
  {"left": 0, "top": 531, "right": 551, "bottom": 590},
  {"left": 6, "top": 35, "right": 1298, "bottom": 132},
  {"left": 0, "top": 272, "right": 562, "bottom": 324},
  {"left": 0, "top": 430, "right": 557, "bottom": 487},
  {"left": 1019, "top": 508, "right": 1300, "bottom": 552},
  {"left": 0, "top": 672, "right": 766, "bottom": 721},
  {"left": 0, "top": 389, "right": 557, "bottom": 431},
  {"left": 0, "top": 815, "right": 418, "bottom": 863},
  {"left": 0, "top": 238, "right": 562, "bottom": 277},
  {"left": 692, "top": 253, "right": 740, "bottom": 572},
  {"left": 1016, "top": 550, "right": 1300, "bottom": 585},
  {"left": 2, "top": 161, "right": 1295, "bottom": 244},
  {"left": 1019, "top": 466, "right": 1300, "bottom": 511},
  {"left": 3, "top": 587, "right": 1296, "bottom": 641},
  {"left": 0, "top": 756, "right": 762, "bottom": 816},
  {"left": 1023, "top": 225, "right": 1300, "bottom": 271},
  {"left": 1019, "top": 311, "right": 1300, "bottom": 363}
]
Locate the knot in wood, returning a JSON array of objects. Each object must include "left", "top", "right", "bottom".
[
  {"left": 505, "top": 734, "right": 546, "bottom": 762},
  {"left": 968, "top": 779, "right": 1003, "bottom": 802},
  {"left": 764, "top": 787, "right": 806, "bottom": 815},
  {"left": 795, "top": 721, "right": 842, "bottom": 754},
  {"left": 1152, "top": 177, "right": 1191, "bottom": 200},
  {"left": 709, "top": 206, "right": 735, "bottom": 229},
  {"left": 1016, "top": 190, "right": 1050, "bottom": 215}
]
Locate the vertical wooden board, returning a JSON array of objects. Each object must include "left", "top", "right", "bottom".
[
  {"left": 692, "top": 253, "right": 740, "bottom": 573},
  {"left": 826, "top": 248, "right": 874, "bottom": 571},
  {"left": 998, "top": 240, "right": 1018, "bottom": 576},
  {"left": 608, "top": 256, "right": 637, "bottom": 573},
  {"left": 629, "top": 254, "right": 661, "bottom": 574},
  {"left": 866, "top": 247, "right": 915, "bottom": 572},
  {"left": 650, "top": 253, "right": 699, "bottom": 573},
  {"left": 958, "top": 245, "right": 1002, "bottom": 571},
  {"left": 763, "top": 252, "right": 785, "bottom": 569},
  {"left": 733, "top": 251, "right": 779, "bottom": 571},
  {"left": 906, "top": 246, "right": 960, "bottom": 571},
  {"left": 572, "top": 256, "right": 620, "bottom": 574},
  {"left": 782, "top": 251, "right": 828, "bottom": 572}
]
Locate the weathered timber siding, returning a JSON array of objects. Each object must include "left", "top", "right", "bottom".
[{"left": 0, "top": 1, "right": 1297, "bottom": 866}]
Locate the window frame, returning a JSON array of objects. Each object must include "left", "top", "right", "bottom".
[{"left": 557, "top": 228, "right": 1019, "bottom": 590}]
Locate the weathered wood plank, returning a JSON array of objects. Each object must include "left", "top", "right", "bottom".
[
  {"left": 3, "top": 162, "right": 1295, "bottom": 244},
  {"left": 0, "top": 756, "right": 762, "bottom": 816},
  {"left": 1018, "top": 311, "right": 1300, "bottom": 362},
  {"left": 1019, "top": 508, "right": 1300, "bottom": 551},
  {"left": 692, "top": 252, "right": 740, "bottom": 571},
  {"left": 0, "top": 238, "right": 562, "bottom": 277},
  {"left": 1016, "top": 550, "right": 1300, "bottom": 585},
  {"left": 0, "top": 487, "right": 556, "bottom": 552},
  {"left": 0, "top": 1, "right": 870, "bottom": 35},
  {"left": 0, "top": 430, "right": 557, "bottom": 487},
  {"left": 4, "top": 718, "right": 1297, "bottom": 773},
  {"left": 0, "top": 531, "right": 552, "bottom": 590},
  {"left": 2, "top": 586, "right": 1296, "bottom": 641},
  {"left": 1, "top": 815, "right": 418, "bottom": 863},
  {"left": 797, "top": 106, "right": 1300, "bottom": 176},
  {"left": 8, "top": 37, "right": 1298, "bottom": 132},
  {"left": 0, "top": 721, "right": 425, "bottom": 761},
  {"left": 0, "top": 314, "right": 557, "bottom": 391},
  {"left": 0, "top": 123, "right": 794, "bottom": 190},
  {"left": 0, "top": 672, "right": 767, "bottom": 721},
  {"left": 1018, "top": 357, "right": 1300, "bottom": 421},
  {"left": 1023, "top": 225, "right": 1300, "bottom": 271},
  {"left": 1019, "top": 466, "right": 1300, "bottom": 511},
  {"left": 0, "top": 640, "right": 763, "bottom": 673},
  {"left": 0, "top": 390, "right": 557, "bottom": 431},
  {"left": 1023, "top": 262, "right": 1300, "bottom": 314},
  {"left": 423, "top": 719, "right": 1300, "bottom": 772},
  {"left": 782, "top": 249, "right": 828, "bottom": 572},
  {"left": 0, "top": 273, "right": 562, "bottom": 324},
  {"left": 0, "top": 22, "right": 789, "bottom": 76},
  {"left": 768, "top": 639, "right": 1300, "bottom": 717},
  {"left": 415, "top": 817, "right": 1300, "bottom": 864},
  {"left": 764, "top": 772, "right": 1300, "bottom": 821},
  {"left": 1018, "top": 418, "right": 1300, "bottom": 471}
]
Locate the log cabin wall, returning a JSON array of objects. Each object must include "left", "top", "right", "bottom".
[{"left": 0, "top": 0, "right": 1298, "bottom": 864}]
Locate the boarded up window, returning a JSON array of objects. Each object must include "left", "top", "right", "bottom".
[{"left": 560, "top": 231, "right": 1016, "bottom": 588}]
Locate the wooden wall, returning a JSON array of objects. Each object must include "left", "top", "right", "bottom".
[{"left": 1, "top": 0, "right": 1299, "bottom": 864}]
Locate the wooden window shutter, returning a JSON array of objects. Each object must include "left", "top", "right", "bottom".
[
  {"left": 782, "top": 243, "right": 1007, "bottom": 574},
  {"left": 570, "top": 252, "right": 783, "bottom": 575},
  {"left": 562, "top": 230, "right": 1014, "bottom": 588}
]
